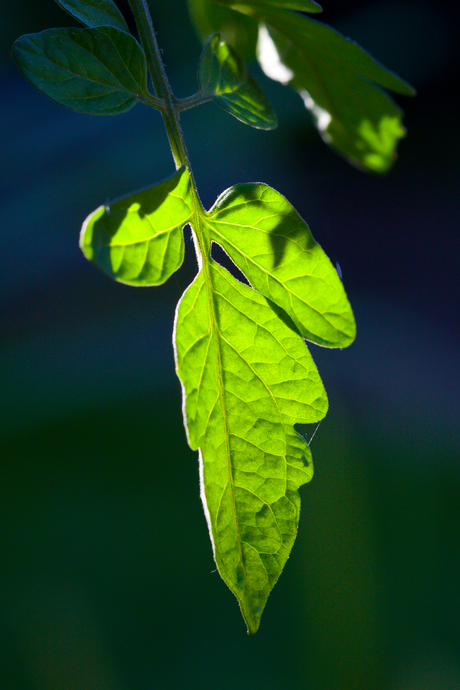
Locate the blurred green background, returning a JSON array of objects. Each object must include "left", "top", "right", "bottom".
[{"left": 1, "top": 1, "right": 459, "bottom": 688}]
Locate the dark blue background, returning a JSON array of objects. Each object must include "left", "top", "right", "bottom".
[{"left": 1, "top": 1, "right": 459, "bottom": 688}]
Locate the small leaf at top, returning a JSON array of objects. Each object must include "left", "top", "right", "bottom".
[
  {"left": 193, "top": 1, "right": 415, "bottom": 171},
  {"left": 175, "top": 259, "right": 328, "bottom": 633},
  {"left": 198, "top": 34, "right": 277, "bottom": 130},
  {"left": 188, "top": 0, "right": 259, "bottom": 61},
  {"left": 55, "top": 0, "right": 130, "bottom": 32},
  {"left": 205, "top": 182, "right": 355, "bottom": 347},
  {"left": 12, "top": 26, "right": 148, "bottom": 115},
  {"left": 80, "top": 167, "right": 192, "bottom": 286}
]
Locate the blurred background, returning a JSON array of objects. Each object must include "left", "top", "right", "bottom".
[{"left": 1, "top": 1, "right": 459, "bottom": 688}]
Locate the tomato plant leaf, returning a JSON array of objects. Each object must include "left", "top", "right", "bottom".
[
  {"left": 80, "top": 167, "right": 192, "bottom": 286},
  {"left": 174, "top": 258, "right": 328, "bottom": 633},
  {"left": 215, "top": 0, "right": 322, "bottom": 11},
  {"left": 198, "top": 34, "right": 277, "bottom": 130},
  {"left": 54, "top": 0, "right": 130, "bottom": 32},
  {"left": 11, "top": 26, "right": 149, "bottom": 115},
  {"left": 205, "top": 182, "right": 355, "bottom": 347},
  {"left": 255, "top": 13, "right": 415, "bottom": 171},
  {"left": 188, "top": 1, "right": 415, "bottom": 171},
  {"left": 188, "top": 0, "right": 259, "bottom": 61}
]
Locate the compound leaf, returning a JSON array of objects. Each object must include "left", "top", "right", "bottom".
[
  {"left": 80, "top": 167, "right": 192, "bottom": 286},
  {"left": 12, "top": 26, "right": 148, "bottom": 115},
  {"left": 206, "top": 183, "right": 355, "bottom": 347},
  {"left": 198, "top": 34, "right": 277, "bottom": 129},
  {"left": 174, "top": 258, "right": 328, "bottom": 633},
  {"left": 188, "top": 0, "right": 415, "bottom": 171},
  {"left": 54, "top": 0, "right": 130, "bottom": 32}
]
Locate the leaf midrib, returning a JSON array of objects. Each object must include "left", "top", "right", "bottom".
[{"left": 193, "top": 207, "right": 258, "bottom": 626}]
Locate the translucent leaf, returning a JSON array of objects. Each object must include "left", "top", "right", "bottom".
[
  {"left": 54, "top": 0, "right": 130, "bottom": 32},
  {"left": 11, "top": 26, "right": 148, "bottom": 115},
  {"left": 189, "top": 1, "right": 415, "bottom": 171},
  {"left": 188, "top": 0, "right": 259, "bottom": 61},
  {"left": 198, "top": 34, "right": 277, "bottom": 130},
  {"left": 215, "top": 0, "right": 322, "bottom": 11},
  {"left": 253, "top": 9, "right": 416, "bottom": 172},
  {"left": 174, "top": 259, "right": 328, "bottom": 633},
  {"left": 205, "top": 182, "right": 355, "bottom": 346},
  {"left": 80, "top": 168, "right": 192, "bottom": 286}
]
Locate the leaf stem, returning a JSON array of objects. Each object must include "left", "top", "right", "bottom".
[{"left": 177, "top": 92, "right": 213, "bottom": 112}]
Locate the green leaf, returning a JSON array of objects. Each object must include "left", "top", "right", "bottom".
[
  {"left": 80, "top": 167, "right": 192, "bottom": 286},
  {"left": 253, "top": 9, "right": 416, "bottom": 172},
  {"left": 174, "top": 259, "right": 328, "bottom": 633},
  {"left": 198, "top": 34, "right": 277, "bottom": 130},
  {"left": 54, "top": 0, "right": 130, "bottom": 32},
  {"left": 215, "top": 0, "right": 322, "bottom": 12},
  {"left": 12, "top": 26, "right": 148, "bottom": 115},
  {"left": 205, "top": 182, "right": 355, "bottom": 347},
  {"left": 190, "top": 1, "right": 415, "bottom": 171},
  {"left": 188, "top": 0, "right": 259, "bottom": 61}
]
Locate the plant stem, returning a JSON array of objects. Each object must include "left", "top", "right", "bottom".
[
  {"left": 127, "top": 0, "right": 209, "bottom": 261},
  {"left": 127, "top": 0, "right": 188, "bottom": 170}
]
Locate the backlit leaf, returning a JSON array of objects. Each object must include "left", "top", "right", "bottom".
[
  {"left": 198, "top": 34, "right": 277, "bottom": 129},
  {"left": 255, "top": 14, "right": 415, "bottom": 171},
  {"left": 215, "top": 0, "right": 322, "bottom": 11},
  {"left": 80, "top": 167, "right": 192, "bottom": 286},
  {"left": 188, "top": 0, "right": 259, "bottom": 60},
  {"left": 188, "top": 0, "right": 415, "bottom": 171},
  {"left": 54, "top": 0, "right": 130, "bottom": 32},
  {"left": 12, "top": 26, "right": 148, "bottom": 115},
  {"left": 174, "top": 258, "right": 328, "bottom": 633},
  {"left": 205, "top": 182, "right": 355, "bottom": 346}
]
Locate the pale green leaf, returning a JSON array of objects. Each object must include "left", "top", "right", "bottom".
[
  {"left": 198, "top": 34, "right": 277, "bottom": 129},
  {"left": 205, "top": 183, "right": 355, "bottom": 347},
  {"left": 55, "top": 0, "right": 130, "bottom": 32},
  {"left": 80, "top": 167, "right": 192, "bottom": 286},
  {"left": 215, "top": 0, "right": 322, "bottom": 12},
  {"left": 189, "top": 0, "right": 415, "bottom": 171},
  {"left": 188, "top": 0, "right": 259, "bottom": 60},
  {"left": 253, "top": 9, "right": 416, "bottom": 172},
  {"left": 11, "top": 26, "right": 148, "bottom": 115},
  {"left": 174, "top": 259, "right": 328, "bottom": 633}
]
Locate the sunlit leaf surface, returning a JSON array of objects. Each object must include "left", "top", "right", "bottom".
[
  {"left": 188, "top": 0, "right": 259, "bottom": 60},
  {"left": 81, "top": 161, "right": 354, "bottom": 629},
  {"left": 188, "top": 0, "right": 416, "bottom": 171},
  {"left": 215, "top": 0, "right": 322, "bottom": 12},
  {"left": 255, "top": 13, "right": 415, "bottom": 171},
  {"left": 175, "top": 259, "right": 328, "bottom": 633},
  {"left": 198, "top": 34, "right": 277, "bottom": 129},
  {"left": 12, "top": 26, "right": 148, "bottom": 115},
  {"left": 80, "top": 168, "right": 192, "bottom": 285},
  {"left": 206, "top": 182, "right": 355, "bottom": 346}
]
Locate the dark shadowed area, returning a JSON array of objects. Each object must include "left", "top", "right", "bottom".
[{"left": 1, "top": 1, "right": 459, "bottom": 688}]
